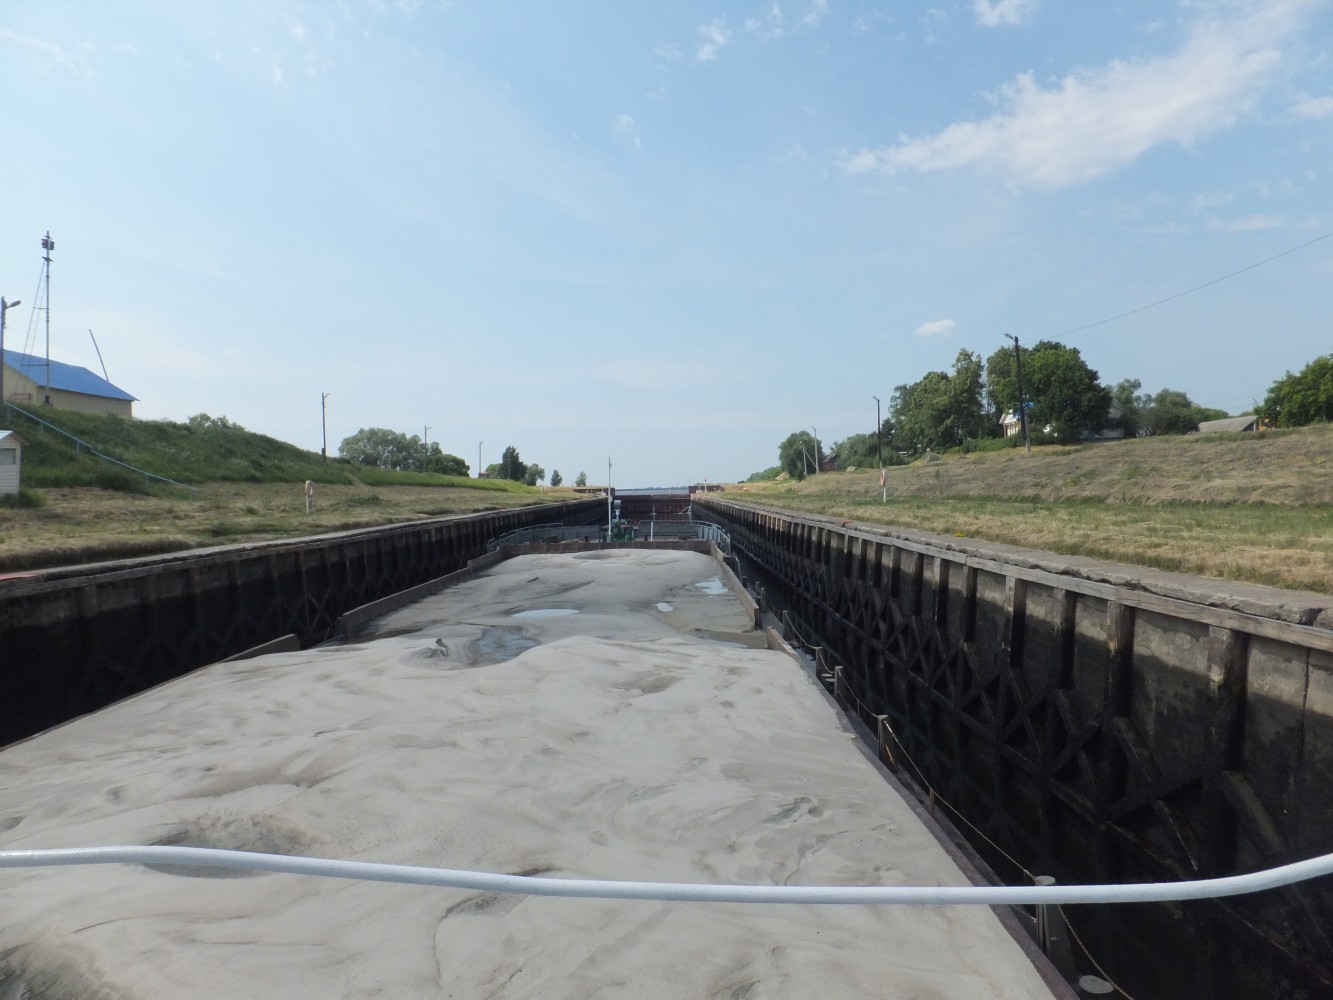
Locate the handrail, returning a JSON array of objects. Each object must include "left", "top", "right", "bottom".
[
  {"left": 3, "top": 402, "right": 198, "bottom": 492},
  {"left": 3, "top": 845, "right": 1333, "bottom": 904}
]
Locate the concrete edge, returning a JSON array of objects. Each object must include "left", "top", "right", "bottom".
[{"left": 218, "top": 633, "right": 301, "bottom": 662}]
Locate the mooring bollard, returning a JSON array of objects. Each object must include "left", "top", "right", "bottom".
[
  {"left": 1077, "top": 974, "right": 1115, "bottom": 996},
  {"left": 1034, "top": 875, "right": 1078, "bottom": 983}
]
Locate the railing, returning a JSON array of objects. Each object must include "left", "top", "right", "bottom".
[{"left": 486, "top": 523, "right": 605, "bottom": 551}]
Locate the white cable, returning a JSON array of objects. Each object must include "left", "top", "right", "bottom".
[{"left": 3, "top": 846, "right": 1333, "bottom": 905}]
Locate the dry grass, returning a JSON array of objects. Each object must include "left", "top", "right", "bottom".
[
  {"left": 0, "top": 483, "right": 576, "bottom": 573},
  {"left": 726, "top": 426, "right": 1333, "bottom": 594}
]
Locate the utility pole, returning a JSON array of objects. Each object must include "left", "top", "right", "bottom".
[
  {"left": 0, "top": 297, "right": 21, "bottom": 412},
  {"left": 1005, "top": 333, "right": 1031, "bottom": 454},
  {"left": 478, "top": 440, "right": 483, "bottom": 478},
  {"left": 423, "top": 425, "right": 430, "bottom": 448},
  {"left": 810, "top": 425, "right": 819, "bottom": 475},
  {"left": 321, "top": 392, "right": 330, "bottom": 461},
  {"left": 41, "top": 232, "right": 54, "bottom": 405}
]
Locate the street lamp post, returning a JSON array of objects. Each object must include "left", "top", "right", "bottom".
[
  {"left": 1004, "top": 334, "right": 1031, "bottom": 454},
  {"left": 320, "top": 392, "right": 330, "bottom": 461},
  {"left": 0, "top": 297, "right": 20, "bottom": 413}
]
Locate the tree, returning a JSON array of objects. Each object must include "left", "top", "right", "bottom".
[
  {"left": 499, "top": 445, "right": 527, "bottom": 482},
  {"left": 550, "top": 469, "right": 563, "bottom": 487},
  {"left": 1258, "top": 354, "right": 1333, "bottom": 427},
  {"left": 890, "top": 350, "right": 989, "bottom": 455},
  {"left": 831, "top": 432, "right": 877, "bottom": 469},
  {"left": 1141, "top": 389, "right": 1202, "bottom": 436},
  {"left": 524, "top": 464, "right": 545, "bottom": 487},
  {"left": 338, "top": 427, "right": 467, "bottom": 473},
  {"left": 575, "top": 471, "right": 588, "bottom": 487},
  {"left": 1111, "top": 379, "right": 1144, "bottom": 437},
  {"left": 986, "top": 340, "right": 1109, "bottom": 444},
  {"left": 778, "top": 430, "right": 820, "bottom": 480},
  {"left": 339, "top": 427, "right": 414, "bottom": 469}
]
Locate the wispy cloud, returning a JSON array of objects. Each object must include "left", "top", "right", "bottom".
[
  {"left": 0, "top": 27, "right": 96, "bottom": 76},
  {"left": 696, "top": 19, "right": 731, "bottom": 61},
  {"left": 841, "top": 3, "right": 1309, "bottom": 190},
  {"left": 973, "top": 0, "right": 1040, "bottom": 28},
  {"left": 745, "top": 1, "right": 829, "bottom": 40},
  {"left": 646, "top": 85, "right": 667, "bottom": 101},
  {"left": 614, "top": 113, "right": 641, "bottom": 149},
  {"left": 1207, "top": 213, "right": 1285, "bottom": 233},
  {"left": 914, "top": 319, "right": 957, "bottom": 338},
  {"left": 768, "top": 145, "right": 809, "bottom": 164},
  {"left": 1291, "top": 94, "right": 1333, "bottom": 119},
  {"left": 801, "top": 0, "right": 830, "bottom": 29}
]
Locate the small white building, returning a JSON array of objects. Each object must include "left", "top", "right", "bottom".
[{"left": 0, "top": 430, "right": 27, "bottom": 496}]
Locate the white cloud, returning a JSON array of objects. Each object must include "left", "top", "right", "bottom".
[
  {"left": 1189, "top": 191, "right": 1235, "bottom": 211},
  {"left": 801, "top": 0, "right": 829, "bottom": 29},
  {"left": 271, "top": 64, "right": 284, "bottom": 84},
  {"left": 1291, "top": 94, "right": 1333, "bottom": 119},
  {"left": 1207, "top": 213, "right": 1285, "bottom": 232},
  {"left": 840, "top": 2, "right": 1310, "bottom": 190},
  {"left": 646, "top": 85, "right": 667, "bottom": 101},
  {"left": 696, "top": 19, "right": 731, "bottom": 61},
  {"left": 914, "top": 319, "right": 957, "bottom": 338},
  {"left": 973, "top": 0, "right": 1039, "bottom": 28},
  {"left": 614, "top": 113, "right": 641, "bottom": 148}
]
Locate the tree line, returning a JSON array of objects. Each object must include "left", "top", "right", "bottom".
[
  {"left": 338, "top": 430, "right": 595, "bottom": 489},
  {"left": 757, "top": 345, "right": 1333, "bottom": 482}
]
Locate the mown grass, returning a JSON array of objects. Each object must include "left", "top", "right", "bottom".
[
  {"left": 0, "top": 482, "right": 578, "bottom": 572},
  {"left": 727, "top": 425, "right": 1333, "bottom": 593}
]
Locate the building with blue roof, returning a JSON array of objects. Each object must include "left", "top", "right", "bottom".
[{"left": 2, "top": 348, "right": 137, "bottom": 418}]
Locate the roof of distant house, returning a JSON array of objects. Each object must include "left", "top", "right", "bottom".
[
  {"left": 2, "top": 348, "right": 137, "bottom": 402},
  {"left": 1197, "top": 415, "right": 1257, "bottom": 433}
]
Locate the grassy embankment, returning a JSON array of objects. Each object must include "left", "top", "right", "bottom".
[
  {"left": 727, "top": 425, "right": 1333, "bottom": 594},
  {"left": 0, "top": 408, "right": 572, "bottom": 572}
]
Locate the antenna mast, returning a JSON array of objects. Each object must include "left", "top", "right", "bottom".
[{"left": 41, "top": 232, "right": 54, "bottom": 405}]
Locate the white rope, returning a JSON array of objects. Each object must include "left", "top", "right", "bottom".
[{"left": 3, "top": 846, "right": 1333, "bottom": 905}]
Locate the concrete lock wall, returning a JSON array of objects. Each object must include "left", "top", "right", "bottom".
[
  {"left": 0, "top": 499, "right": 604, "bottom": 748},
  {"left": 697, "top": 495, "right": 1333, "bottom": 1000}
]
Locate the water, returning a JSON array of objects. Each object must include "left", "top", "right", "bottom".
[{"left": 510, "top": 608, "right": 580, "bottom": 619}]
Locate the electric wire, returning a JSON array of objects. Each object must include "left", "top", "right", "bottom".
[{"left": 1055, "top": 229, "right": 1333, "bottom": 339}]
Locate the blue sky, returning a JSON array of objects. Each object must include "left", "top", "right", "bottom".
[{"left": 2, "top": 0, "right": 1331, "bottom": 487}]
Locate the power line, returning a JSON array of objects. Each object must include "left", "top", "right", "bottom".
[{"left": 1056, "top": 229, "right": 1333, "bottom": 339}]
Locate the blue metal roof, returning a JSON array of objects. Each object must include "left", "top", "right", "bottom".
[{"left": 2, "top": 348, "right": 137, "bottom": 402}]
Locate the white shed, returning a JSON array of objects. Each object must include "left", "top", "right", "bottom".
[{"left": 0, "top": 430, "right": 27, "bottom": 496}]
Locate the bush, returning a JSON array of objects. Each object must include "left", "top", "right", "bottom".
[{"left": 0, "top": 487, "right": 44, "bottom": 508}]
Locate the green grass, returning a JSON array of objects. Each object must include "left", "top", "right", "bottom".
[{"left": 3, "top": 405, "right": 535, "bottom": 495}]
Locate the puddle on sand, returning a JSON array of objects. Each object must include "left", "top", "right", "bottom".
[
  {"left": 511, "top": 608, "right": 580, "bottom": 619},
  {"left": 471, "top": 627, "right": 539, "bottom": 666},
  {"left": 693, "top": 578, "right": 729, "bottom": 596},
  {"left": 656, "top": 602, "right": 674, "bottom": 612}
]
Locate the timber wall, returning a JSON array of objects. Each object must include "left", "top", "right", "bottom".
[
  {"left": 698, "top": 496, "right": 1333, "bottom": 1000},
  {"left": 0, "top": 499, "right": 603, "bottom": 747}
]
